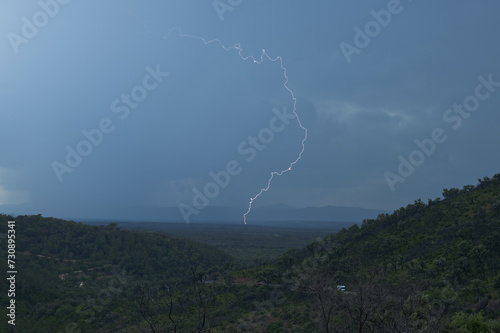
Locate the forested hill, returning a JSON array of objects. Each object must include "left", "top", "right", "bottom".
[
  {"left": 280, "top": 174, "right": 500, "bottom": 331},
  {"left": 0, "top": 174, "right": 499, "bottom": 332},
  {"left": 0, "top": 215, "right": 231, "bottom": 275},
  {"left": 0, "top": 215, "right": 232, "bottom": 332}
]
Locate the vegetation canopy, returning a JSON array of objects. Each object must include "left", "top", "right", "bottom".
[{"left": 1, "top": 173, "right": 500, "bottom": 332}]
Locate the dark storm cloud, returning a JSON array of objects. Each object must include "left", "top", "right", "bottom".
[{"left": 1, "top": 1, "right": 499, "bottom": 220}]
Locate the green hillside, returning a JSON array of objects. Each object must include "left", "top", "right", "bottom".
[
  {"left": 275, "top": 174, "right": 500, "bottom": 332},
  {"left": 1, "top": 174, "right": 500, "bottom": 332},
  {"left": 0, "top": 215, "right": 231, "bottom": 332}
]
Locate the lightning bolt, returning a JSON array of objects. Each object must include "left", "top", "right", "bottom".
[
  {"left": 239, "top": 54, "right": 308, "bottom": 224},
  {"left": 134, "top": 23, "right": 308, "bottom": 224}
]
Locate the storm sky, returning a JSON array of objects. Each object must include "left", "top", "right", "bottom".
[{"left": 1, "top": 1, "right": 499, "bottom": 221}]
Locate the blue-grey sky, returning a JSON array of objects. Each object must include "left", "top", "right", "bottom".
[{"left": 1, "top": 1, "right": 500, "bottom": 221}]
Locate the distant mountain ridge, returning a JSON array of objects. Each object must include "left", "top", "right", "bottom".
[
  {"left": 68, "top": 205, "right": 389, "bottom": 224},
  {"left": 243, "top": 205, "right": 389, "bottom": 223},
  {"left": 2, "top": 203, "right": 390, "bottom": 225}
]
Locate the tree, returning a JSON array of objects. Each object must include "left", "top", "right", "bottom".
[
  {"left": 255, "top": 267, "right": 279, "bottom": 286},
  {"left": 443, "top": 188, "right": 460, "bottom": 199},
  {"left": 136, "top": 283, "right": 169, "bottom": 333},
  {"left": 449, "top": 311, "right": 491, "bottom": 333},
  {"left": 294, "top": 262, "right": 337, "bottom": 333}
]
